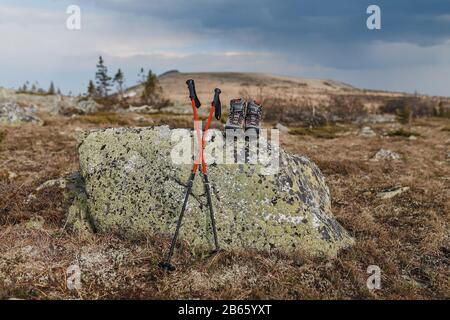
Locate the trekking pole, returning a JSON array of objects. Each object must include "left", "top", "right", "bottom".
[
  {"left": 159, "top": 80, "right": 202, "bottom": 272},
  {"left": 201, "top": 88, "right": 222, "bottom": 253}
]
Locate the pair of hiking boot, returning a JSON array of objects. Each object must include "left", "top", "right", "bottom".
[{"left": 225, "top": 99, "right": 262, "bottom": 133}]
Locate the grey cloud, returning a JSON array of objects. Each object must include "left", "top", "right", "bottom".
[{"left": 1, "top": 0, "right": 450, "bottom": 95}]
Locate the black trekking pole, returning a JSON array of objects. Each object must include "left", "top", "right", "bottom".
[
  {"left": 159, "top": 82, "right": 223, "bottom": 272},
  {"left": 200, "top": 88, "right": 222, "bottom": 253},
  {"left": 159, "top": 80, "right": 202, "bottom": 272},
  {"left": 158, "top": 172, "right": 196, "bottom": 272}
]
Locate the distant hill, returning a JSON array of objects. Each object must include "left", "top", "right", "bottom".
[
  {"left": 124, "top": 72, "right": 353, "bottom": 104},
  {"left": 124, "top": 71, "right": 417, "bottom": 109}
]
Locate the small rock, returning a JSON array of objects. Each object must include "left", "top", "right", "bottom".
[
  {"left": 362, "top": 191, "right": 372, "bottom": 197},
  {"left": 27, "top": 178, "right": 67, "bottom": 203},
  {"left": 408, "top": 135, "right": 417, "bottom": 141},
  {"left": 358, "top": 126, "right": 376, "bottom": 138},
  {"left": 127, "top": 105, "right": 155, "bottom": 114},
  {"left": 355, "top": 114, "right": 396, "bottom": 124},
  {"left": 377, "top": 186, "right": 410, "bottom": 199},
  {"left": 371, "top": 148, "right": 401, "bottom": 161},
  {"left": 8, "top": 171, "right": 17, "bottom": 180},
  {"left": 275, "top": 123, "right": 289, "bottom": 133},
  {"left": 25, "top": 194, "right": 37, "bottom": 203},
  {"left": 36, "top": 178, "right": 66, "bottom": 191}
]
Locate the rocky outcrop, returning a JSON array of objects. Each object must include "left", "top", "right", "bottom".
[
  {"left": 56, "top": 98, "right": 99, "bottom": 115},
  {"left": 0, "top": 87, "right": 99, "bottom": 115},
  {"left": 0, "top": 102, "right": 43, "bottom": 125},
  {"left": 67, "top": 126, "right": 353, "bottom": 257}
]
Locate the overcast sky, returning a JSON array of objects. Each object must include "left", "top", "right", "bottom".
[{"left": 1, "top": 0, "right": 450, "bottom": 96}]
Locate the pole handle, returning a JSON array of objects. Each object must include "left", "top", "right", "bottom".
[
  {"left": 213, "top": 88, "right": 222, "bottom": 120},
  {"left": 186, "top": 79, "right": 201, "bottom": 108}
]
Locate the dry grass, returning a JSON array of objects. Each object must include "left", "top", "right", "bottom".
[{"left": 0, "top": 114, "right": 449, "bottom": 300}]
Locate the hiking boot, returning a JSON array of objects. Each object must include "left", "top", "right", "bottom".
[
  {"left": 225, "top": 98, "right": 246, "bottom": 130},
  {"left": 244, "top": 100, "right": 262, "bottom": 133}
]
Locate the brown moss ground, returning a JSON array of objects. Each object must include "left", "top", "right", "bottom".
[{"left": 0, "top": 114, "right": 448, "bottom": 299}]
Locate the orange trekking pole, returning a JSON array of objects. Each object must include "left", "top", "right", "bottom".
[{"left": 159, "top": 80, "right": 222, "bottom": 272}]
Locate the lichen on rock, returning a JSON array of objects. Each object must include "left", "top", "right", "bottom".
[{"left": 67, "top": 126, "right": 353, "bottom": 257}]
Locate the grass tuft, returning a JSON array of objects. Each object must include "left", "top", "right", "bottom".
[{"left": 0, "top": 131, "right": 5, "bottom": 143}]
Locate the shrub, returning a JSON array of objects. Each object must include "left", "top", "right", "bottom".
[
  {"left": 435, "top": 101, "right": 450, "bottom": 118},
  {"left": 239, "top": 85, "right": 366, "bottom": 127},
  {"left": 381, "top": 96, "right": 438, "bottom": 118},
  {"left": 327, "top": 95, "right": 367, "bottom": 122},
  {"left": 387, "top": 129, "right": 420, "bottom": 137},
  {"left": 140, "top": 70, "right": 172, "bottom": 111}
]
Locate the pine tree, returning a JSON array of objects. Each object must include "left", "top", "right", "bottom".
[
  {"left": 87, "top": 80, "right": 96, "bottom": 97},
  {"left": 95, "top": 56, "right": 112, "bottom": 97},
  {"left": 142, "top": 70, "right": 158, "bottom": 104},
  {"left": 396, "top": 104, "right": 412, "bottom": 127},
  {"left": 19, "top": 82, "right": 28, "bottom": 92},
  {"left": 113, "top": 69, "right": 125, "bottom": 99},
  {"left": 48, "top": 81, "right": 55, "bottom": 95},
  {"left": 137, "top": 67, "right": 146, "bottom": 84},
  {"left": 57, "top": 88, "right": 62, "bottom": 95}
]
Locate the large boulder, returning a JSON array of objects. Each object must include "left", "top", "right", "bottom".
[{"left": 68, "top": 126, "right": 353, "bottom": 257}]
